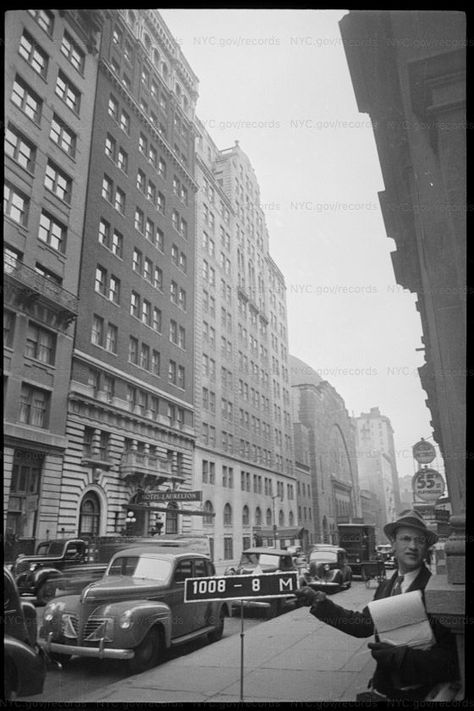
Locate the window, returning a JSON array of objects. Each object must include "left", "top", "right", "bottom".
[
  {"left": 158, "top": 158, "right": 166, "bottom": 179},
  {"left": 105, "top": 323, "right": 118, "bottom": 353},
  {"left": 136, "top": 169, "right": 146, "bottom": 192},
  {"left": 203, "top": 501, "right": 214, "bottom": 525},
  {"left": 105, "top": 133, "right": 115, "bottom": 159},
  {"left": 153, "top": 307, "right": 162, "bottom": 332},
  {"left": 4, "top": 183, "right": 29, "bottom": 226},
  {"left": 91, "top": 315, "right": 104, "bottom": 346},
  {"left": 50, "top": 114, "right": 76, "bottom": 156},
  {"left": 152, "top": 350, "right": 160, "bottom": 375},
  {"left": 95, "top": 266, "right": 107, "bottom": 295},
  {"left": 19, "top": 31, "right": 48, "bottom": 77},
  {"left": 130, "top": 291, "right": 140, "bottom": 318},
  {"left": 141, "top": 300, "right": 151, "bottom": 326},
  {"left": 120, "top": 109, "right": 130, "bottom": 134},
  {"left": 114, "top": 187, "right": 125, "bottom": 213},
  {"left": 224, "top": 503, "right": 232, "bottom": 526},
  {"left": 38, "top": 211, "right": 65, "bottom": 252},
  {"left": 154, "top": 266, "right": 163, "bottom": 290},
  {"left": 61, "top": 31, "right": 85, "bottom": 73},
  {"left": 56, "top": 71, "right": 80, "bottom": 113},
  {"left": 139, "top": 133, "right": 147, "bottom": 154},
  {"left": 129, "top": 336, "right": 138, "bottom": 364},
  {"left": 102, "top": 175, "right": 113, "bottom": 202},
  {"left": 117, "top": 147, "right": 128, "bottom": 172},
  {"left": 132, "top": 248, "right": 142, "bottom": 273},
  {"left": 108, "top": 94, "right": 119, "bottom": 121},
  {"left": 11, "top": 76, "right": 42, "bottom": 123},
  {"left": 134, "top": 207, "right": 144, "bottom": 232},
  {"left": 140, "top": 343, "right": 150, "bottom": 369},
  {"left": 25, "top": 322, "right": 56, "bottom": 364},
  {"left": 79, "top": 492, "right": 100, "bottom": 538},
  {"left": 148, "top": 144, "right": 157, "bottom": 168},
  {"left": 4, "top": 310, "right": 16, "bottom": 348},
  {"left": 19, "top": 384, "right": 50, "bottom": 428},
  {"left": 168, "top": 360, "right": 177, "bottom": 385},
  {"left": 28, "top": 9, "right": 54, "bottom": 35},
  {"left": 157, "top": 192, "right": 165, "bottom": 214},
  {"left": 44, "top": 161, "right": 72, "bottom": 203},
  {"left": 5, "top": 124, "right": 36, "bottom": 172},
  {"left": 98, "top": 219, "right": 122, "bottom": 257},
  {"left": 109, "top": 275, "right": 120, "bottom": 303},
  {"left": 242, "top": 505, "right": 249, "bottom": 526}
]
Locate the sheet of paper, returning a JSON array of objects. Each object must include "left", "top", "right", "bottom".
[{"left": 368, "top": 590, "right": 435, "bottom": 650}]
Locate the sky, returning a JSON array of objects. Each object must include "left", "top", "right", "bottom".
[{"left": 160, "top": 8, "right": 446, "bottom": 483}]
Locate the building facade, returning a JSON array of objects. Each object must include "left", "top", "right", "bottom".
[
  {"left": 4, "top": 10, "right": 103, "bottom": 544},
  {"left": 290, "top": 355, "right": 361, "bottom": 544},
  {"left": 192, "top": 124, "right": 298, "bottom": 571},
  {"left": 62, "top": 9, "right": 200, "bottom": 540},
  {"left": 353, "top": 406, "right": 401, "bottom": 512}
]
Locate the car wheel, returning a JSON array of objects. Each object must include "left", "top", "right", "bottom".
[
  {"left": 36, "top": 580, "right": 58, "bottom": 606},
  {"left": 208, "top": 608, "right": 225, "bottom": 643},
  {"left": 129, "top": 626, "right": 162, "bottom": 674}
]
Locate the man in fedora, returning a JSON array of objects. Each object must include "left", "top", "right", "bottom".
[{"left": 296, "top": 510, "right": 459, "bottom": 700}]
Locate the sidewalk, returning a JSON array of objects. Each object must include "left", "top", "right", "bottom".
[{"left": 78, "top": 585, "right": 377, "bottom": 703}]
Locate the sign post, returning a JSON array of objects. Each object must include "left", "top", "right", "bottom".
[{"left": 184, "top": 571, "right": 299, "bottom": 700}]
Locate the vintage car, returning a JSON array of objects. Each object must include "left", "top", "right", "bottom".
[
  {"left": 12, "top": 538, "right": 95, "bottom": 605},
  {"left": 299, "top": 546, "right": 352, "bottom": 593},
  {"left": 224, "top": 547, "right": 298, "bottom": 617},
  {"left": 39, "top": 547, "right": 229, "bottom": 674},
  {"left": 4, "top": 567, "right": 46, "bottom": 699}
]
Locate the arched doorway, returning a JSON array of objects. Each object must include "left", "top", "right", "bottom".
[{"left": 78, "top": 491, "right": 101, "bottom": 538}]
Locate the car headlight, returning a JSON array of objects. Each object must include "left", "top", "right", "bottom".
[
  {"left": 119, "top": 610, "right": 134, "bottom": 630},
  {"left": 44, "top": 599, "right": 66, "bottom": 622},
  {"left": 324, "top": 564, "right": 330, "bottom": 571},
  {"left": 30, "top": 562, "right": 39, "bottom": 571}
]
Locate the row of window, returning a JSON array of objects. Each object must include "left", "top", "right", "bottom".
[
  {"left": 86, "top": 368, "right": 186, "bottom": 427},
  {"left": 201, "top": 500, "right": 296, "bottom": 529},
  {"left": 20, "top": 25, "right": 85, "bottom": 81},
  {"left": 4, "top": 311, "right": 57, "bottom": 366},
  {"left": 5, "top": 184, "right": 67, "bottom": 253}
]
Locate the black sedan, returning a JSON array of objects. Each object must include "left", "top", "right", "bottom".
[{"left": 299, "top": 546, "right": 352, "bottom": 594}]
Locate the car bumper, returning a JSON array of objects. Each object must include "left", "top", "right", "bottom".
[
  {"left": 41, "top": 633, "right": 134, "bottom": 660},
  {"left": 231, "top": 595, "right": 296, "bottom": 610},
  {"left": 306, "top": 581, "right": 345, "bottom": 592}
]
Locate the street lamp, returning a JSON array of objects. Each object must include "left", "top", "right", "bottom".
[
  {"left": 126, "top": 510, "right": 136, "bottom": 534},
  {"left": 271, "top": 494, "right": 282, "bottom": 548}
]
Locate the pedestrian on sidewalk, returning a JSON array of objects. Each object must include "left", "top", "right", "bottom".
[{"left": 295, "top": 510, "right": 459, "bottom": 701}]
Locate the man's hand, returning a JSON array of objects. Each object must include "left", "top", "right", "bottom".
[
  {"left": 367, "top": 642, "right": 407, "bottom": 668},
  {"left": 295, "top": 586, "right": 327, "bottom": 607}
]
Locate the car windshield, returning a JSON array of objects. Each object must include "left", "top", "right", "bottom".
[
  {"left": 107, "top": 555, "right": 172, "bottom": 581},
  {"left": 310, "top": 551, "right": 338, "bottom": 563}
]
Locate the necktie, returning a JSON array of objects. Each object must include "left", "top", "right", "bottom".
[{"left": 391, "top": 575, "right": 404, "bottom": 596}]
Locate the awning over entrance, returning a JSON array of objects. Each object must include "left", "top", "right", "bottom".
[
  {"left": 123, "top": 503, "right": 214, "bottom": 517},
  {"left": 254, "top": 526, "right": 304, "bottom": 539}
]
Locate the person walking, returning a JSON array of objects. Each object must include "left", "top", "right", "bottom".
[{"left": 295, "top": 510, "right": 459, "bottom": 701}]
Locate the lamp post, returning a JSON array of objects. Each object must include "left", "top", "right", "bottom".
[{"left": 271, "top": 494, "right": 280, "bottom": 548}]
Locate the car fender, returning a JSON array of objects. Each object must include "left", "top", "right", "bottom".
[
  {"left": 4, "top": 634, "right": 46, "bottom": 697},
  {"left": 33, "top": 567, "right": 66, "bottom": 592},
  {"left": 96, "top": 599, "right": 173, "bottom": 648}
]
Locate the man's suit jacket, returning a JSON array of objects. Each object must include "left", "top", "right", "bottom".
[{"left": 310, "top": 566, "right": 458, "bottom": 697}]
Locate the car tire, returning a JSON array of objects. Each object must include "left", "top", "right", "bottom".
[
  {"left": 36, "top": 580, "right": 58, "bottom": 606},
  {"left": 129, "top": 626, "right": 162, "bottom": 674},
  {"left": 208, "top": 608, "right": 225, "bottom": 643}
]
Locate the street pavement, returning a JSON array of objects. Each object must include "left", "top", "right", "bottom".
[{"left": 74, "top": 581, "right": 377, "bottom": 703}]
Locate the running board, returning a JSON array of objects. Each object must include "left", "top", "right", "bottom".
[{"left": 169, "top": 625, "right": 215, "bottom": 647}]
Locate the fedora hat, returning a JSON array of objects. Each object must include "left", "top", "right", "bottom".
[{"left": 383, "top": 509, "right": 438, "bottom": 547}]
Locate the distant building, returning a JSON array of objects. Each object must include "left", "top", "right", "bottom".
[
  {"left": 290, "top": 355, "right": 361, "bottom": 544},
  {"left": 353, "top": 407, "right": 400, "bottom": 506},
  {"left": 359, "top": 488, "right": 378, "bottom": 529},
  {"left": 398, "top": 474, "right": 414, "bottom": 511}
]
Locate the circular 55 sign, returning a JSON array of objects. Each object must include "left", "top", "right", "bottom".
[{"left": 412, "top": 468, "right": 445, "bottom": 502}]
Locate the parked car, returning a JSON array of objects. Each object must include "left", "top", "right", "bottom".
[
  {"left": 12, "top": 538, "right": 95, "bottom": 605},
  {"left": 224, "top": 547, "right": 298, "bottom": 618},
  {"left": 39, "top": 547, "right": 229, "bottom": 674},
  {"left": 4, "top": 567, "right": 46, "bottom": 700},
  {"left": 299, "top": 546, "right": 352, "bottom": 593}
]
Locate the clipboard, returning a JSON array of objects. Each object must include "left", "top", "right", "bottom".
[{"left": 367, "top": 590, "right": 435, "bottom": 650}]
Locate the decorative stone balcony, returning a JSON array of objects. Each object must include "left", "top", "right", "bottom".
[
  {"left": 4, "top": 258, "right": 78, "bottom": 326},
  {"left": 119, "top": 452, "right": 183, "bottom": 489}
]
